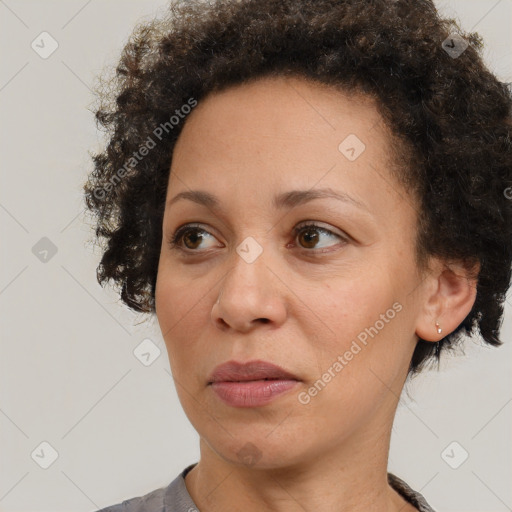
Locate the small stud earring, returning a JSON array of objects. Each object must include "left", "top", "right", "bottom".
[{"left": 435, "top": 321, "right": 442, "bottom": 334}]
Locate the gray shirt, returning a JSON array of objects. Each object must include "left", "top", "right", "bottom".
[{"left": 95, "top": 463, "right": 437, "bottom": 512}]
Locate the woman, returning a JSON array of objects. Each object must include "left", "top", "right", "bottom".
[{"left": 84, "top": 0, "right": 512, "bottom": 510}]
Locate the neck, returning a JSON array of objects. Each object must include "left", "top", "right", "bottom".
[{"left": 184, "top": 413, "right": 416, "bottom": 512}]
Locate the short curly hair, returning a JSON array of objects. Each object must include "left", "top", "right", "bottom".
[{"left": 84, "top": 0, "right": 512, "bottom": 376}]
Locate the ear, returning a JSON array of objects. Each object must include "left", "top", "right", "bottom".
[{"left": 415, "top": 258, "right": 480, "bottom": 342}]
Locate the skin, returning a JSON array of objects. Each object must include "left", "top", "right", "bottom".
[{"left": 154, "top": 75, "right": 478, "bottom": 512}]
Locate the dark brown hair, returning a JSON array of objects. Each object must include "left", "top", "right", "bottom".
[{"left": 84, "top": 0, "right": 512, "bottom": 376}]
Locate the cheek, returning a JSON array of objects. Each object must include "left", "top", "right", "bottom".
[
  {"left": 155, "top": 258, "right": 210, "bottom": 331},
  {"left": 155, "top": 263, "right": 217, "bottom": 378},
  {"left": 310, "top": 275, "right": 393, "bottom": 346},
  {"left": 303, "top": 274, "right": 406, "bottom": 391}
]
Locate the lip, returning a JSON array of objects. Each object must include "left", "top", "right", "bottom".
[
  {"left": 207, "top": 360, "right": 301, "bottom": 408},
  {"left": 207, "top": 359, "right": 300, "bottom": 384},
  {"left": 210, "top": 380, "right": 299, "bottom": 407}
]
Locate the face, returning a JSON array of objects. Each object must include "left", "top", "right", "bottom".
[{"left": 155, "top": 75, "right": 428, "bottom": 468}]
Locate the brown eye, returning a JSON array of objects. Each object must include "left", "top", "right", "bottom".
[
  {"left": 180, "top": 228, "right": 204, "bottom": 249},
  {"left": 168, "top": 224, "right": 218, "bottom": 251},
  {"left": 297, "top": 226, "right": 321, "bottom": 249},
  {"left": 293, "top": 222, "right": 347, "bottom": 251},
  {"left": 168, "top": 221, "right": 347, "bottom": 255}
]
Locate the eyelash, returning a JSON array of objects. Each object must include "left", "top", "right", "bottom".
[{"left": 168, "top": 222, "right": 348, "bottom": 255}]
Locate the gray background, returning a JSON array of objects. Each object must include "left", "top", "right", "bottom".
[{"left": 0, "top": 1, "right": 511, "bottom": 511}]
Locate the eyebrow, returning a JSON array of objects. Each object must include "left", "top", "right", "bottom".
[{"left": 167, "top": 187, "right": 370, "bottom": 213}]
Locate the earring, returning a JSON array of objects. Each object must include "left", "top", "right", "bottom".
[{"left": 434, "top": 321, "right": 442, "bottom": 357}]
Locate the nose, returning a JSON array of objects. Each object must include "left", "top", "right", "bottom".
[{"left": 211, "top": 250, "right": 287, "bottom": 333}]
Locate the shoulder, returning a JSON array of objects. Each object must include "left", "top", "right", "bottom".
[
  {"left": 388, "top": 472, "right": 438, "bottom": 512},
  {"left": 93, "top": 463, "right": 198, "bottom": 512},
  {"left": 94, "top": 484, "right": 167, "bottom": 512}
]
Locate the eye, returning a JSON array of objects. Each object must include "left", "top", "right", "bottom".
[
  {"left": 292, "top": 222, "right": 347, "bottom": 252},
  {"left": 168, "top": 223, "right": 221, "bottom": 252},
  {"left": 168, "top": 221, "right": 348, "bottom": 254}
]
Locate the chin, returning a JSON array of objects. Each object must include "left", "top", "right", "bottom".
[{"left": 201, "top": 427, "right": 318, "bottom": 470}]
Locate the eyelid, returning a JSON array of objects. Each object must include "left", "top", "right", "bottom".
[
  {"left": 168, "top": 222, "right": 221, "bottom": 248},
  {"left": 293, "top": 220, "right": 346, "bottom": 239},
  {"left": 290, "top": 221, "right": 349, "bottom": 251},
  {"left": 168, "top": 220, "right": 349, "bottom": 253}
]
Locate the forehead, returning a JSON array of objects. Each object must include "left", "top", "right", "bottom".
[
  {"left": 167, "top": 75, "right": 410, "bottom": 225},
  {"left": 176, "top": 75, "right": 385, "bottom": 150}
]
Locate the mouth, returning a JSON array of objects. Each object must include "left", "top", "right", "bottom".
[
  {"left": 209, "top": 377, "right": 300, "bottom": 408},
  {"left": 210, "top": 377, "right": 296, "bottom": 383},
  {"left": 207, "top": 359, "right": 300, "bottom": 385}
]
